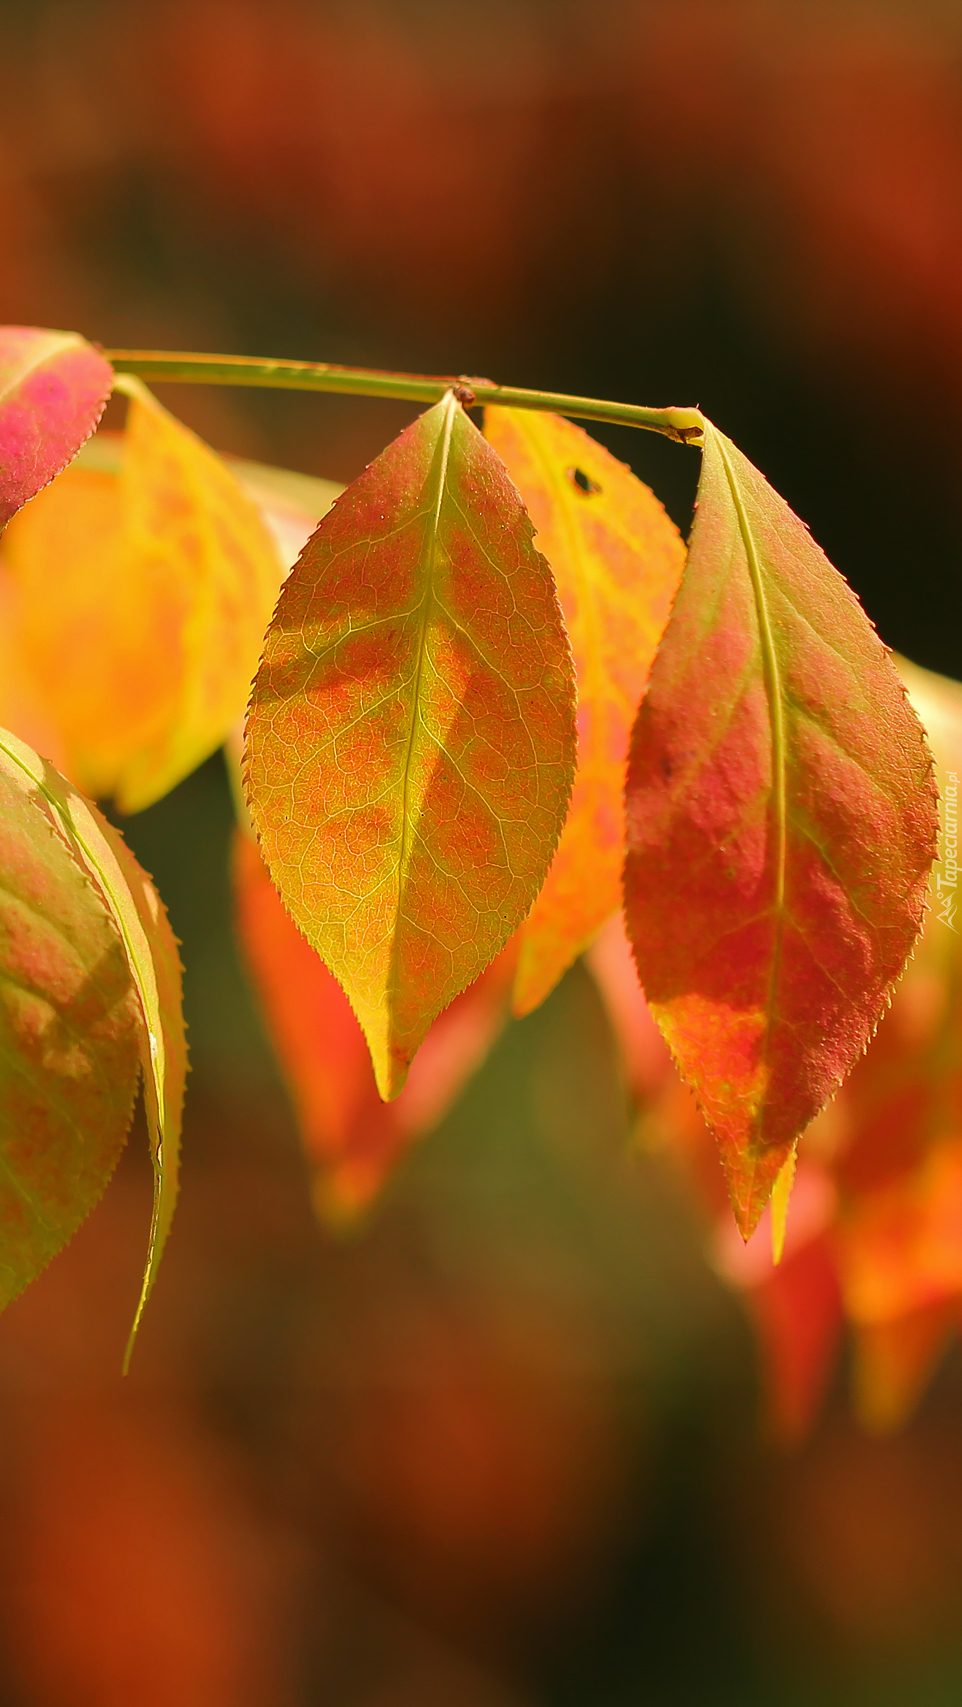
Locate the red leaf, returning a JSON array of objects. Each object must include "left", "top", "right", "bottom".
[
  {"left": 624, "top": 420, "right": 937, "bottom": 1236},
  {"left": 232, "top": 831, "right": 516, "bottom": 1221},
  {"left": 0, "top": 327, "right": 113, "bottom": 528},
  {"left": 746, "top": 1236, "right": 844, "bottom": 1445},
  {"left": 244, "top": 393, "right": 576, "bottom": 1097}
]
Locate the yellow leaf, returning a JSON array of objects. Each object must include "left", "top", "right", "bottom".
[
  {"left": 770, "top": 1143, "right": 797, "bottom": 1264},
  {"left": 0, "top": 379, "right": 284, "bottom": 811},
  {"left": 484, "top": 409, "right": 686, "bottom": 1016}
]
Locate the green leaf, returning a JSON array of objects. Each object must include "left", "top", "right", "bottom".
[
  {"left": 0, "top": 729, "right": 186, "bottom": 1362},
  {"left": 0, "top": 743, "right": 140, "bottom": 1308},
  {"left": 245, "top": 391, "right": 577, "bottom": 1098}
]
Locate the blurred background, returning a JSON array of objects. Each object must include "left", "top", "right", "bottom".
[{"left": 2, "top": 0, "right": 962, "bottom": 1701}]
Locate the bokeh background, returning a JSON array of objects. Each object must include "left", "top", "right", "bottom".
[{"left": 1, "top": 1, "right": 962, "bottom": 1701}]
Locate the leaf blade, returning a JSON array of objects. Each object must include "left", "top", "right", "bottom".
[
  {"left": 0, "top": 744, "right": 141, "bottom": 1307},
  {"left": 245, "top": 393, "right": 577, "bottom": 1096},
  {"left": 0, "top": 327, "right": 113, "bottom": 528},
  {"left": 483, "top": 408, "right": 685, "bottom": 1015},
  {"left": 0, "top": 382, "right": 285, "bottom": 811},
  {"left": 624, "top": 421, "right": 938, "bottom": 1236},
  {"left": 0, "top": 728, "right": 186, "bottom": 1361},
  {"left": 232, "top": 829, "right": 515, "bottom": 1219}
]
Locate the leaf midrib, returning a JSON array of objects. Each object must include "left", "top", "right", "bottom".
[
  {"left": 714, "top": 430, "right": 787, "bottom": 1126},
  {"left": 394, "top": 393, "right": 457, "bottom": 952}
]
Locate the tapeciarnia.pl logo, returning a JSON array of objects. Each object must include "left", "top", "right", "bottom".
[{"left": 937, "top": 770, "right": 959, "bottom": 932}]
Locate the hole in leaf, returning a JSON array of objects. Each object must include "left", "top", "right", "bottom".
[{"left": 567, "top": 466, "right": 602, "bottom": 496}]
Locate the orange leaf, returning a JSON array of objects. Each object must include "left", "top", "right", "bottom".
[
  {"left": 837, "top": 1137, "right": 962, "bottom": 1323},
  {"left": 0, "top": 571, "right": 70, "bottom": 771},
  {"left": 483, "top": 409, "right": 685, "bottom": 1015},
  {"left": 624, "top": 420, "right": 937, "bottom": 1236},
  {"left": 0, "top": 382, "right": 284, "bottom": 810},
  {"left": 232, "top": 831, "right": 516, "bottom": 1221},
  {"left": 831, "top": 662, "right": 962, "bottom": 1327},
  {"left": 244, "top": 392, "right": 576, "bottom": 1097},
  {"left": 851, "top": 1303, "right": 956, "bottom": 1434}
]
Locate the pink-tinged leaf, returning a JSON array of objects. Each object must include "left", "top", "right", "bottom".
[
  {"left": 244, "top": 392, "right": 576, "bottom": 1098},
  {"left": 483, "top": 409, "right": 685, "bottom": 1016},
  {"left": 0, "top": 327, "right": 112, "bottom": 528},
  {"left": 585, "top": 912, "right": 674, "bottom": 1102},
  {"left": 232, "top": 830, "right": 515, "bottom": 1220},
  {"left": 624, "top": 419, "right": 938, "bottom": 1237},
  {"left": 0, "top": 728, "right": 187, "bottom": 1362}
]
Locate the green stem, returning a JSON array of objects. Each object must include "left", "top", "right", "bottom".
[{"left": 104, "top": 349, "right": 705, "bottom": 446}]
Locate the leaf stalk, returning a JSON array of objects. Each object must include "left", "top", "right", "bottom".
[{"left": 104, "top": 350, "right": 705, "bottom": 446}]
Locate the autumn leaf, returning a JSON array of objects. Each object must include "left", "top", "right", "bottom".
[
  {"left": 585, "top": 912, "right": 675, "bottom": 1104},
  {"left": 745, "top": 1237, "right": 844, "bottom": 1444},
  {"left": 232, "top": 830, "right": 516, "bottom": 1221},
  {"left": 838, "top": 1138, "right": 962, "bottom": 1323},
  {"left": 245, "top": 391, "right": 576, "bottom": 1098},
  {"left": 0, "top": 570, "right": 70, "bottom": 773},
  {"left": 0, "top": 327, "right": 113, "bottom": 528},
  {"left": 0, "top": 379, "right": 284, "bottom": 811},
  {"left": 589, "top": 904, "right": 846, "bottom": 1438},
  {"left": 624, "top": 420, "right": 937, "bottom": 1237},
  {"left": 227, "top": 457, "right": 343, "bottom": 570},
  {"left": 830, "top": 662, "right": 962, "bottom": 1362},
  {"left": 851, "top": 1303, "right": 956, "bottom": 1434},
  {"left": 0, "top": 745, "right": 140, "bottom": 1309},
  {"left": 0, "top": 729, "right": 185, "bottom": 1350},
  {"left": 484, "top": 409, "right": 685, "bottom": 1016}
]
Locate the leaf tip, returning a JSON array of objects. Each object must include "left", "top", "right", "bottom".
[
  {"left": 373, "top": 1045, "right": 413, "bottom": 1103},
  {"left": 770, "top": 1143, "right": 798, "bottom": 1264},
  {"left": 510, "top": 946, "right": 552, "bottom": 1019},
  {"left": 722, "top": 1137, "right": 799, "bottom": 1243}
]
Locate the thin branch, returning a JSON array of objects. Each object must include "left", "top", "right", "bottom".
[{"left": 104, "top": 350, "right": 705, "bottom": 446}]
